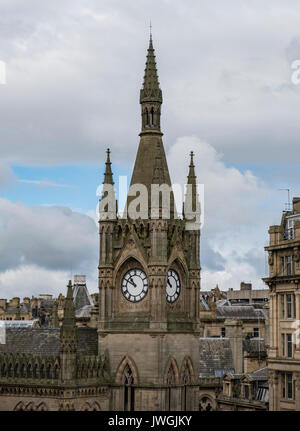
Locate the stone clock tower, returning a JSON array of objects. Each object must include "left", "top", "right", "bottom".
[{"left": 98, "top": 35, "right": 201, "bottom": 411}]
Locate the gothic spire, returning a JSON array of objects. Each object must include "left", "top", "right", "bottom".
[
  {"left": 140, "top": 35, "right": 162, "bottom": 104},
  {"left": 187, "top": 151, "right": 196, "bottom": 186},
  {"left": 60, "top": 280, "right": 77, "bottom": 382},
  {"left": 125, "top": 34, "right": 176, "bottom": 219},
  {"left": 103, "top": 148, "right": 114, "bottom": 185},
  {"left": 51, "top": 300, "right": 59, "bottom": 328},
  {"left": 184, "top": 152, "right": 199, "bottom": 221},
  {"left": 62, "top": 280, "right": 76, "bottom": 328}
]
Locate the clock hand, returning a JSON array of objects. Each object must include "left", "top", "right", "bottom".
[
  {"left": 128, "top": 277, "right": 137, "bottom": 288},
  {"left": 167, "top": 279, "right": 172, "bottom": 288}
]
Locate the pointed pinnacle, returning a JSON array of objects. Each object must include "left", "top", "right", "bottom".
[
  {"left": 62, "top": 280, "right": 75, "bottom": 325},
  {"left": 67, "top": 280, "right": 73, "bottom": 299},
  {"left": 140, "top": 35, "right": 162, "bottom": 103},
  {"left": 187, "top": 151, "right": 196, "bottom": 185},
  {"left": 103, "top": 148, "right": 114, "bottom": 185}
]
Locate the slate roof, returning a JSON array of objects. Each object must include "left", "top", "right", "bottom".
[
  {"left": 248, "top": 366, "right": 268, "bottom": 381},
  {"left": 243, "top": 339, "right": 266, "bottom": 356},
  {"left": 0, "top": 327, "right": 98, "bottom": 357},
  {"left": 199, "top": 338, "right": 234, "bottom": 378},
  {"left": 216, "top": 306, "right": 265, "bottom": 320}
]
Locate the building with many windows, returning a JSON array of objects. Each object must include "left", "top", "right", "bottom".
[{"left": 263, "top": 197, "right": 300, "bottom": 410}]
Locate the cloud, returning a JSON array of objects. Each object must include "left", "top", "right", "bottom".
[
  {"left": 0, "top": 198, "right": 98, "bottom": 274},
  {"left": 0, "top": 162, "right": 17, "bottom": 189},
  {"left": 167, "top": 136, "right": 272, "bottom": 290},
  {"left": 0, "top": 264, "right": 98, "bottom": 299},
  {"left": 19, "top": 179, "right": 73, "bottom": 189},
  {"left": 0, "top": 1, "right": 300, "bottom": 166}
]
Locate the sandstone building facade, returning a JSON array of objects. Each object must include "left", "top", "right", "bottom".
[{"left": 264, "top": 197, "right": 300, "bottom": 410}]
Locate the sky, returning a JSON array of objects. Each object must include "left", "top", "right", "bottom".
[{"left": 1, "top": 0, "right": 300, "bottom": 298}]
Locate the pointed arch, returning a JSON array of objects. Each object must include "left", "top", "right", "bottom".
[
  {"left": 81, "top": 402, "right": 91, "bottom": 411},
  {"left": 91, "top": 401, "right": 101, "bottom": 411},
  {"left": 164, "top": 357, "right": 180, "bottom": 411},
  {"left": 180, "top": 356, "right": 195, "bottom": 384},
  {"left": 113, "top": 254, "right": 148, "bottom": 289},
  {"left": 168, "top": 256, "right": 188, "bottom": 279},
  {"left": 115, "top": 355, "right": 138, "bottom": 385},
  {"left": 180, "top": 356, "right": 195, "bottom": 411},
  {"left": 115, "top": 356, "right": 139, "bottom": 412},
  {"left": 36, "top": 402, "right": 48, "bottom": 411},
  {"left": 14, "top": 401, "right": 25, "bottom": 411},
  {"left": 164, "top": 357, "right": 179, "bottom": 385},
  {"left": 25, "top": 402, "right": 35, "bottom": 411}
]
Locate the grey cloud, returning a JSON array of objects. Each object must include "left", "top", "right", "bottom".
[
  {"left": 0, "top": 1, "right": 300, "bottom": 165},
  {"left": 201, "top": 239, "right": 226, "bottom": 272},
  {"left": 0, "top": 199, "right": 98, "bottom": 272}
]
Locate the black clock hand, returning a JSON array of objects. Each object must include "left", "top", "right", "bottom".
[
  {"left": 128, "top": 277, "right": 137, "bottom": 288},
  {"left": 167, "top": 279, "right": 172, "bottom": 288}
]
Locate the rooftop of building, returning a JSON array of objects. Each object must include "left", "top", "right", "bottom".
[
  {"left": 0, "top": 327, "right": 98, "bottom": 357},
  {"left": 199, "top": 338, "right": 234, "bottom": 378}
]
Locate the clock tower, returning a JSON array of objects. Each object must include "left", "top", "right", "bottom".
[{"left": 98, "top": 34, "right": 201, "bottom": 411}]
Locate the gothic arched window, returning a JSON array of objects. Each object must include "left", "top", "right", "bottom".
[
  {"left": 166, "top": 362, "right": 176, "bottom": 411},
  {"left": 150, "top": 107, "right": 154, "bottom": 126},
  {"left": 123, "top": 364, "right": 135, "bottom": 412},
  {"left": 27, "top": 363, "right": 33, "bottom": 379},
  {"left": 40, "top": 364, "right": 45, "bottom": 379}
]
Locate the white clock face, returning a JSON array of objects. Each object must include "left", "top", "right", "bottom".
[
  {"left": 166, "top": 269, "right": 181, "bottom": 303},
  {"left": 122, "top": 269, "right": 148, "bottom": 303}
]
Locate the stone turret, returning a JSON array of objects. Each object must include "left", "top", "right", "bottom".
[
  {"left": 51, "top": 300, "right": 59, "bottom": 328},
  {"left": 60, "top": 280, "right": 77, "bottom": 383}
]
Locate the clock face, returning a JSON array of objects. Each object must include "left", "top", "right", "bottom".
[
  {"left": 122, "top": 269, "right": 148, "bottom": 303},
  {"left": 166, "top": 269, "right": 181, "bottom": 303}
]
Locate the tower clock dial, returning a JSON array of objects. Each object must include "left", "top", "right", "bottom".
[
  {"left": 166, "top": 269, "right": 181, "bottom": 303},
  {"left": 122, "top": 269, "right": 148, "bottom": 303}
]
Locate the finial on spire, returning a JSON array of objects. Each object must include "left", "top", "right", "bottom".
[
  {"left": 106, "top": 148, "right": 111, "bottom": 162},
  {"left": 149, "top": 20, "right": 152, "bottom": 40},
  {"left": 140, "top": 31, "right": 162, "bottom": 104},
  {"left": 190, "top": 151, "right": 194, "bottom": 167},
  {"left": 67, "top": 280, "right": 73, "bottom": 299}
]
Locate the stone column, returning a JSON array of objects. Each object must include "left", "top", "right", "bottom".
[
  {"left": 294, "top": 288, "right": 300, "bottom": 360},
  {"left": 269, "top": 292, "right": 277, "bottom": 359},
  {"left": 225, "top": 319, "right": 243, "bottom": 374},
  {"left": 268, "top": 370, "right": 279, "bottom": 411}
]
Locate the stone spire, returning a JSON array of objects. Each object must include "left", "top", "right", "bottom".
[
  {"left": 125, "top": 34, "right": 175, "bottom": 219},
  {"left": 184, "top": 152, "right": 199, "bottom": 222},
  {"left": 60, "top": 280, "right": 77, "bottom": 348},
  {"left": 103, "top": 148, "right": 114, "bottom": 186},
  {"left": 60, "top": 280, "right": 77, "bottom": 383},
  {"left": 140, "top": 35, "right": 163, "bottom": 133},
  {"left": 100, "top": 148, "right": 117, "bottom": 220},
  {"left": 51, "top": 300, "right": 59, "bottom": 328},
  {"left": 140, "top": 35, "right": 162, "bottom": 104}
]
